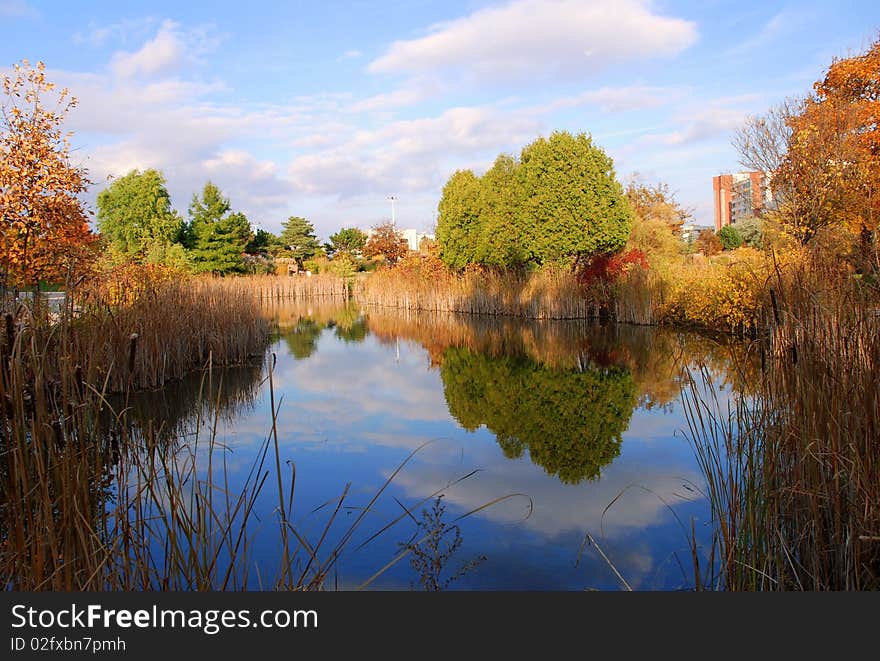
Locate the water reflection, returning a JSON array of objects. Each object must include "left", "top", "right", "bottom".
[
  {"left": 441, "top": 348, "right": 636, "bottom": 483},
  {"left": 118, "top": 361, "right": 265, "bottom": 445},
  {"left": 116, "top": 298, "right": 755, "bottom": 589}
]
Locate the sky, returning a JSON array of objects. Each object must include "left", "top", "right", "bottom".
[{"left": 2, "top": 0, "right": 878, "bottom": 239}]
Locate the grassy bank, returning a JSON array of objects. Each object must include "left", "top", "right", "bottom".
[
  {"left": 359, "top": 254, "right": 608, "bottom": 320},
  {"left": 684, "top": 262, "right": 879, "bottom": 590},
  {"left": 1, "top": 270, "right": 274, "bottom": 588}
]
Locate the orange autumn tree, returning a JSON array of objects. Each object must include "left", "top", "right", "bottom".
[
  {"left": 1, "top": 60, "right": 95, "bottom": 291},
  {"left": 775, "top": 38, "right": 880, "bottom": 245}
]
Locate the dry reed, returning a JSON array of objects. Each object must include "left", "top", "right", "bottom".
[{"left": 684, "top": 262, "right": 880, "bottom": 590}]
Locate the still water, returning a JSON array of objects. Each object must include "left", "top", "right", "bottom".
[{"left": 130, "top": 299, "right": 749, "bottom": 590}]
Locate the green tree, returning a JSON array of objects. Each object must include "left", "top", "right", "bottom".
[
  {"left": 96, "top": 169, "right": 184, "bottom": 263},
  {"left": 475, "top": 154, "right": 527, "bottom": 267},
  {"left": 440, "top": 347, "right": 636, "bottom": 484},
  {"left": 436, "top": 131, "right": 632, "bottom": 269},
  {"left": 279, "top": 216, "right": 321, "bottom": 264},
  {"left": 436, "top": 169, "right": 483, "bottom": 269},
  {"left": 328, "top": 227, "right": 367, "bottom": 255},
  {"left": 187, "top": 182, "right": 252, "bottom": 274},
  {"left": 718, "top": 225, "right": 744, "bottom": 250},
  {"left": 734, "top": 217, "right": 763, "bottom": 248},
  {"left": 520, "top": 131, "right": 632, "bottom": 264},
  {"left": 245, "top": 228, "right": 278, "bottom": 255}
]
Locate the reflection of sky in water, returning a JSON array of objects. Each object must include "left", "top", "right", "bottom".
[{"left": 148, "top": 305, "right": 744, "bottom": 590}]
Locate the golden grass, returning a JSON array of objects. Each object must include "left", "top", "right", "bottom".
[
  {"left": 684, "top": 260, "right": 880, "bottom": 590},
  {"left": 360, "top": 258, "right": 605, "bottom": 319}
]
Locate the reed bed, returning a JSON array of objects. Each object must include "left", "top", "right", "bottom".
[
  {"left": 65, "top": 278, "right": 270, "bottom": 392},
  {"left": 1, "top": 279, "right": 502, "bottom": 590},
  {"left": 684, "top": 264, "right": 880, "bottom": 590},
  {"left": 212, "top": 273, "right": 351, "bottom": 302},
  {"left": 360, "top": 262, "right": 606, "bottom": 320}
]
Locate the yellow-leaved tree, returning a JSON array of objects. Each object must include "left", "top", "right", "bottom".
[{"left": 1, "top": 60, "right": 95, "bottom": 291}]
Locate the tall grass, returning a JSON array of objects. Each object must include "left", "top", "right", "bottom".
[
  {"left": 0, "top": 276, "right": 274, "bottom": 588},
  {"left": 684, "top": 262, "right": 880, "bottom": 590},
  {"left": 213, "top": 274, "right": 351, "bottom": 302},
  {"left": 360, "top": 259, "right": 605, "bottom": 319},
  {"left": 1, "top": 277, "right": 500, "bottom": 590},
  {"left": 66, "top": 278, "right": 270, "bottom": 392}
]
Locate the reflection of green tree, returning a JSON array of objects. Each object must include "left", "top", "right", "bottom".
[
  {"left": 329, "top": 305, "right": 368, "bottom": 344},
  {"left": 334, "top": 317, "right": 367, "bottom": 343},
  {"left": 283, "top": 319, "right": 324, "bottom": 359},
  {"left": 440, "top": 347, "right": 637, "bottom": 484}
]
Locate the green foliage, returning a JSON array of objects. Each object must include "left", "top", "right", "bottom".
[
  {"left": 186, "top": 182, "right": 252, "bottom": 274},
  {"left": 440, "top": 347, "right": 636, "bottom": 483},
  {"left": 475, "top": 154, "right": 527, "bottom": 267},
  {"left": 283, "top": 318, "right": 323, "bottom": 359},
  {"left": 328, "top": 227, "right": 367, "bottom": 255},
  {"left": 436, "top": 131, "right": 632, "bottom": 269},
  {"left": 245, "top": 228, "right": 279, "bottom": 255},
  {"left": 96, "top": 169, "right": 184, "bottom": 263},
  {"left": 279, "top": 216, "right": 321, "bottom": 264},
  {"left": 436, "top": 170, "right": 483, "bottom": 269},
  {"left": 519, "top": 131, "right": 632, "bottom": 263},
  {"left": 327, "top": 252, "right": 358, "bottom": 281},
  {"left": 718, "top": 225, "right": 744, "bottom": 250},
  {"left": 734, "top": 217, "right": 764, "bottom": 248}
]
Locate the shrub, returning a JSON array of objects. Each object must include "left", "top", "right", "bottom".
[{"left": 718, "top": 225, "right": 744, "bottom": 250}]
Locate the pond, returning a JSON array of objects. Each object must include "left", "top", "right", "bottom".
[{"left": 126, "top": 299, "right": 751, "bottom": 590}]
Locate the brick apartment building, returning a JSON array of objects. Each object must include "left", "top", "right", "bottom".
[{"left": 712, "top": 171, "right": 775, "bottom": 232}]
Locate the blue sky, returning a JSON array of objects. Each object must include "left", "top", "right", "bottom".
[{"left": 2, "top": 0, "right": 878, "bottom": 239}]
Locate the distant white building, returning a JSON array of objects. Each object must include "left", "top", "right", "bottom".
[
  {"left": 400, "top": 228, "right": 435, "bottom": 251},
  {"left": 681, "top": 223, "right": 712, "bottom": 243},
  {"left": 364, "top": 226, "right": 435, "bottom": 251}
]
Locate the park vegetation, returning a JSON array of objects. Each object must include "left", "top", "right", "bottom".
[{"left": 2, "top": 35, "right": 879, "bottom": 591}]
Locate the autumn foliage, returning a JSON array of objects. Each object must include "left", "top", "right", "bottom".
[
  {"left": 1, "top": 61, "right": 95, "bottom": 289},
  {"left": 771, "top": 39, "right": 880, "bottom": 247},
  {"left": 364, "top": 222, "right": 408, "bottom": 263}
]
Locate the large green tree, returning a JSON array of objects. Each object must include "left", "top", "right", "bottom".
[
  {"left": 436, "top": 131, "right": 632, "bottom": 269},
  {"left": 187, "top": 182, "right": 252, "bottom": 274},
  {"left": 279, "top": 216, "right": 321, "bottom": 264},
  {"left": 96, "top": 169, "right": 184, "bottom": 263},
  {"left": 475, "top": 154, "right": 527, "bottom": 267},
  {"left": 436, "top": 169, "right": 483, "bottom": 269},
  {"left": 520, "top": 131, "right": 632, "bottom": 264}
]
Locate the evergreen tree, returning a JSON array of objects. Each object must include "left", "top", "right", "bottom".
[
  {"left": 436, "top": 170, "right": 483, "bottom": 269},
  {"left": 279, "top": 216, "right": 321, "bottom": 265},
  {"left": 187, "top": 182, "right": 252, "bottom": 274},
  {"left": 435, "top": 131, "right": 632, "bottom": 269}
]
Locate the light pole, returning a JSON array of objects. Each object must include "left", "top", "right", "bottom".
[{"left": 386, "top": 195, "right": 397, "bottom": 228}]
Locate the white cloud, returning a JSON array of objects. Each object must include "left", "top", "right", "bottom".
[
  {"left": 368, "top": 0, "right": 697, "bottom": 83},
  {"left": 352, "top": 85, "right": 431, "bottom": 112},
  {"left": 72, "top": 17, "right": 157, "bottom": 47},
  {"left": 287, "top": 105, "right": 542, "bottom": 198},
  {"left": 110, "top": 19, "right": 221, "bottom": 79},
  {"left": 535, "top": 84, "right": 685, "bottom": 114},
  {"left": 639, "top": 97, "right": 758, "bottom": 147}
]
